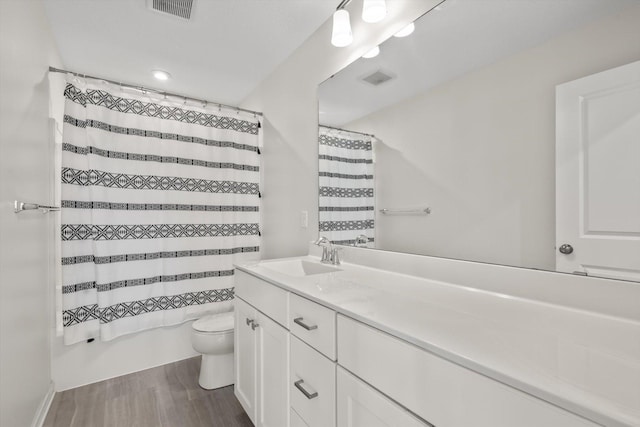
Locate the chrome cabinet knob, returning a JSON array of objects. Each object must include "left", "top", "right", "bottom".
[
  {"left": 250, "top": 322, "right": 259, "bottom": 330},
  {"left": 246, "top": 318, "right": 254, "bottom": 326},
  {"left": 559, "top": 244, "right": 574, "bottom": 255}
]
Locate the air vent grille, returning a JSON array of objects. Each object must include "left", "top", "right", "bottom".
[
  {"left": 151, "top": 0, "right": 194, "bottom": 20},
  {"left": 361, "top": 70, "right": 394, "bottom": 86}
]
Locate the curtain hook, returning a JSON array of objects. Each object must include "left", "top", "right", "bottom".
[
  {"left": 183, "top": 97, "right": 188, "bottom": 105},
  {"left": 202, "top": 100, "right": 207, "bottom": 109}
]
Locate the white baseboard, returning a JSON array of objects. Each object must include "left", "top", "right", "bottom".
[{"left": 31, "top": 382, "right": 55, "bottom": 427}]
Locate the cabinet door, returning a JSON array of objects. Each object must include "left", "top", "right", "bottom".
[
  {"left": 291, "top": 408, "right": 311, "bottom": 427},
  {"left": 337, "top": 367, "right": 429, "bottom": 427},
  {"left": 256, "top": 311, "right": 290, "bottom": 427},
  {"left": 234, "top": 297, "right": 257, "bottom": 424}
]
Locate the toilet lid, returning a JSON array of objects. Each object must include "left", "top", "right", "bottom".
[{"left": 192, "top": 311, "right": 234, "bottom": 333}]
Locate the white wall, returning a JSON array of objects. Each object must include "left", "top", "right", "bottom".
[
  {"left": 348, "top": 5, "right": 640, "bottom": 270},
  {"left": 0, "top": 0, "right": 62, "bottom": 425},
  {"left": 241, "top": 0, "right": 439, "bottom": 260}
]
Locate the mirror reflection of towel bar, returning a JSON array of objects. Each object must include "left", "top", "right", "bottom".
[
  {"left": 14, "top": 200, "right": 60, "bottom": 213},
  {"left": 379, "top": 207, "right": 431, "bottom": 215}
]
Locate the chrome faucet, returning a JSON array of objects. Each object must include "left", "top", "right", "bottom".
[
  {"left": 314, "top": 236, "right": 342, "bottom": 265},
  {"left": 353, "top": 234, "right": 369, "bottom": 248}
]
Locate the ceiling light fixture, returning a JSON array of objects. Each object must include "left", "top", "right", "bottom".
[
  {"left": 393, "top": 22, "right": 415, "bottom": 38},
  {"left": 152, "top": 70, "right": 171, "bottom": 81},
  {"left": 362, "top": 46, "right": 380, "bottom": 59},
  {"left": 362, "top": 0, "right": 386, "bottom": 23},
  {"left": 331, "top": 8, "right": 353, "bottom": 47}
]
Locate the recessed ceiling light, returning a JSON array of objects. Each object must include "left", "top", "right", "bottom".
[
  {"left": 362, "top": 46, "right": 380, "bottom": 59},
  {"left": 152, "top": 70, "right": 171, "bottom": 81},
  {"left": 394, "top": 22, "right": 415, "bottom": 38}
]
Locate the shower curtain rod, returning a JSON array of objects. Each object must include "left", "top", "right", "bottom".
[
  {"left": 48, "top": 66, "right": 263, "bottom": 117},
  {"left": 319, "top": 124, "right": 375, "bottom": 138}
]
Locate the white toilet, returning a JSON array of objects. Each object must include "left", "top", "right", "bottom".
[{"left": 191, "top": 311, "right": 235, "bottom": 390}]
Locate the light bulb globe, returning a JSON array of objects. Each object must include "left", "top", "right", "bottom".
[
  {"left": 362, "top": 0, "right": 386, "bottom": 23},
  {"left": 331, "top": 9, "right": 353, "bottom": 47}
]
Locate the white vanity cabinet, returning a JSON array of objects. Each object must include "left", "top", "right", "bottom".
[
  {"left": 235, "top": 265, "right": 607, "bottom": 427},
  {"left": 234, "top": 272, "right": 290, "bottom": 427},
  {"left": 337, "top": 315, "right": 601, "bottom": 427}
]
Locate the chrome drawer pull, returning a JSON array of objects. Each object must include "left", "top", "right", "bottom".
[
  {"left": 294, "top": 379, "right": 318, "bottom": 400},
  {"left": 293, "top": 317, "right": 318, "bottom": 331}
]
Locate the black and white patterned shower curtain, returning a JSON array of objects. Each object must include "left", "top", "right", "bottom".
[
  {"left": 318, "top": 126, "right": 374, "bottom": 245},
  {"left": 60, "top": 77, "right": 261, "bottom": 345}
]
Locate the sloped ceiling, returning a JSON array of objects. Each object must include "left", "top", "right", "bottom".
[
  {"left": 319, "top": 0, "right": 638, "bottom": 127},
  {"left": 44, "top": 0, "right": 337, "bottom": 105}
]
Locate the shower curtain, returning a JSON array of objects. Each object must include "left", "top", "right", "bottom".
[
  {"left": 318, "top": 126, "right": 374, "bottom": 245},
  {"left": 60, "top": 77, "right": 261, "bottom": 344}
]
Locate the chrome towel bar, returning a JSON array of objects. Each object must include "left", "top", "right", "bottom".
[
  {"left": 379, "top": 207, "right": 431, "bottom": 215},
  {"left": 14, "top": 200, "right": 60, "bottom": 214}
]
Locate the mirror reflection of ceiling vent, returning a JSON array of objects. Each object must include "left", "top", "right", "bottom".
[
  {"left": 148, "top": 0, "right": 194, "bottom": 20},
  {"left": 361, "top": 70, "right": 394, "bottom": 86}
]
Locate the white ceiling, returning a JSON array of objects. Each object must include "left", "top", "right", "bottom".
[
  {"left": 319, "top": 0, "right": 638, "bottom": 127},
  {"left": 43, "top": 0, "right": 337, "bottom": 106}
]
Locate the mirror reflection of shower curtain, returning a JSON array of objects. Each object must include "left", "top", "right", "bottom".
[
  {"left": 59, "top": 76, "right": 261, "bottom": 345},
  {"left": 318, "top": 126, "right": 374, "bottom": 246}
]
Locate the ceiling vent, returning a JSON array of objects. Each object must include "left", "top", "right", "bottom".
[
  {"left": 361, "top": 70, "right": 394, "bottom": 86},
  {"left": 148, "top": 0, "right": 194, "bottom": 20}
]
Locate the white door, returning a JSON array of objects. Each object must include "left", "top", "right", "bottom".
[
  {"left": 256, "top": 311, "right": 290, "bottom": 427},
  {"left": 234, "top": 297, "right": 257, "bottom": 424},
  {"left": 556, "top": 61, "right": 640, "bottom": 281},
  {"left": 336, "top": 367, "right": 428, "bottom": 427}
]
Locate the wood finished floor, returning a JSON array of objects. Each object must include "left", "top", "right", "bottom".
[{"left": 43, "top": 356, "right": 253, "bottom": 427}]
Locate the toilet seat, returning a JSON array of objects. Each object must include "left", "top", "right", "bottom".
[{"left": 192, "top": 311, "right": 234, "bottom": 333}]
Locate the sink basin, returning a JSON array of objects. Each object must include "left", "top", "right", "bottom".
[{"left": 261, "top": 259, "right": 341, "bottom": 277}]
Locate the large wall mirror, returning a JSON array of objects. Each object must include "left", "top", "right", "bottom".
[{"left": 318, "top": 0, "right": 640, "bottom": 282}]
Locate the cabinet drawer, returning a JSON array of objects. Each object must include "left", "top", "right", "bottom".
[
  {"left": 290, "top": 336, "right": 336, "bottom": 427},
  {"left": 337, "top": 315, "right": 600, "bottom": 427},
  {"left": 235, "top": 269, "right": 288, "bottom": 327},
  {"left": 337, "top": 367, "right": 430, "bottom": 427},
  {"left": 289, "top": 293, "right": 336, "bottom": 360}
]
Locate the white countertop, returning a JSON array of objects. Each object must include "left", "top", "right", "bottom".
[{"left": 236, "top": 255, "right": 640, "bottom": 427}]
